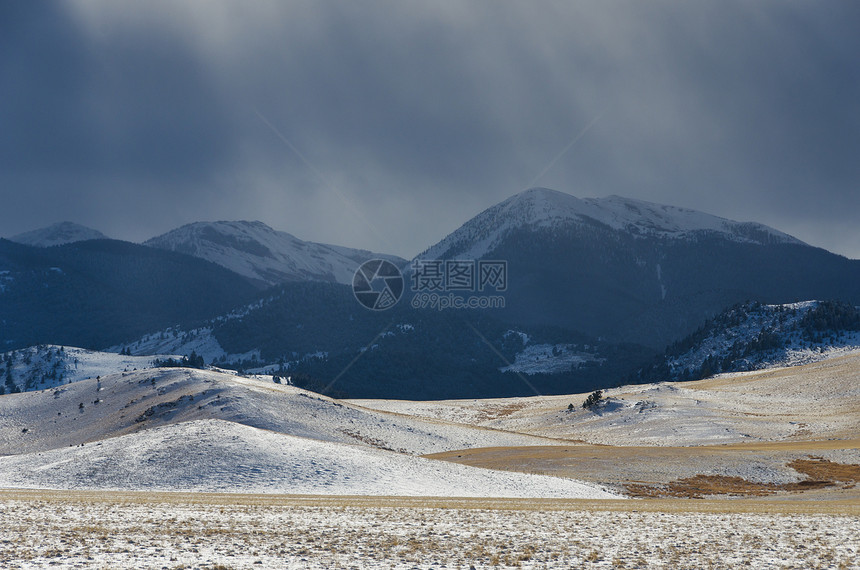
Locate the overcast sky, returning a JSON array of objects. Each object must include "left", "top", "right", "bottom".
[{"left": 2, "top": 1, "right": 859, "bottom": 259}]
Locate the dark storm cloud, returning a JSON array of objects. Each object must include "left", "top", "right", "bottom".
[
  {"left": 0, "top": 1, "right": 248, "bottom": 244},
  {"left": 1, "top": 1, "right": 858, "bottom": 258}
]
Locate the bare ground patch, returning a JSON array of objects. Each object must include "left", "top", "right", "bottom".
[{"left": 473, "top": 401, "right": 530, "bottom": 422}]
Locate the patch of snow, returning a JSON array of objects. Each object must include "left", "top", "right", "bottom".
[
  {"left": 0, "top": 270, "right": 12, "bottom": 293},
  {"left": 501, "top": 343, "right": 601, "bottom": 375},
  {"left": 504, "top": 329, "right": 531, "bottom": 345},
  {"left": 108, "top": 327, "right": 227, "bottom": 365},
  {"left": 656, "top": 263, "right": 667, "bottom": 299}
]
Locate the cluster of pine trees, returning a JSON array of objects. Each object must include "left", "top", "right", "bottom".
[
  {"left": 799, "top": 301, "right": 860, "bottom": 339},
  {"left": 153, "top": 351, "right": 205, "bottom": 369},
  {"left": 631, "top": 300, "right": 860, "bottom": 384}
]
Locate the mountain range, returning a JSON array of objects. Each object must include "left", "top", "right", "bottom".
[
  {"left": 3, "top": 188, "right": 859, "bottom": 398},
  {"left": 6, "top": 220, "right": 403, "bottom": 286}
]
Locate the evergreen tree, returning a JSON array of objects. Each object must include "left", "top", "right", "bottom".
[
  {"left": 4, "top": 367, "right": 14, "bottom": 392},
  {"left": 582, "top": 389, "right": 603, "bottom": 409}
]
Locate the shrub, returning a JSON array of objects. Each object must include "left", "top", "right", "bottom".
[{"left": 582, "top": 389, "right": 603, "bottom": 409}]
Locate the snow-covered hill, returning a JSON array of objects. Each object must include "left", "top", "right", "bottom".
[
  {"left": 0, "top": 418, "right": 618, "bottom": 498},
  {"left": 633, "top": 300, "right": 860, "bottom": 382},
  {"left": 2, "top": 348, "right": 859, "bottom": 497},
  {"left": 0, "top": 365, "right": 623, "bottom": 497},
  {"left": 418, "top": 187, "right": 804, "bottom": 261},
  {"left": 0, "top": 345, "right": 168, "bottom": 394},
  {"left": 0, "top": 367, "right": 560, "bottom": 457},
  {"left": 144, "top": 221, "right": 405, "bottom": 286},
  {"left": 7, "top": 222, "right": 108, "bottom": 247}
]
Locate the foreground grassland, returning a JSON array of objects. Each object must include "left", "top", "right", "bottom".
[{"left": 1, "top": 490, "right": 858, "bottom": 569}]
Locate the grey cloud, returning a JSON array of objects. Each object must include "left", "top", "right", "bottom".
[{"left": 1, "top": 1, "right": 858, "bottom": 258}]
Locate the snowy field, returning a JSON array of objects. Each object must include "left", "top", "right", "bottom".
[{"left": 0, "top": 492, "right": 857, "bottom": 569}]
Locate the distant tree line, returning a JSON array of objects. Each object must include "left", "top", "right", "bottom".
[
  {"left": 153, "top": 351, "right": 205, "bottom": 369},
  {"left": 799, "top": 300, "right": 860, "bottom": 339},
  {"left": 630, "top": 299, "right": 860, "bottom": 384}
]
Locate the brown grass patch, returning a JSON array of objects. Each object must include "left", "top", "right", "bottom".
[
  {"left": 789, "top": 457, "right": 860, "bottom": 488},
  {"left": 627, "top": 456, "right": 860, "bottom": 498},
  {"left": 626, "top": 475, "right": 832, "bottom": 499},
  {"left": 473, "top": 402, "right": 528, "bottom": 422}
]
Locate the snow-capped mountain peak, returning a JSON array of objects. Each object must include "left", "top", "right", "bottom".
[
  {"left": 8, "top": 222, "right": 108, "bottom": 247},
  {"left": 144, "top": 220, "right": 405, "bottom": 286},
  {"left": 418, "top": 188, "right": 805, "bottom": 261},
  {"left": 587, "top": 194, "right": 803, "bottom": 244}
]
